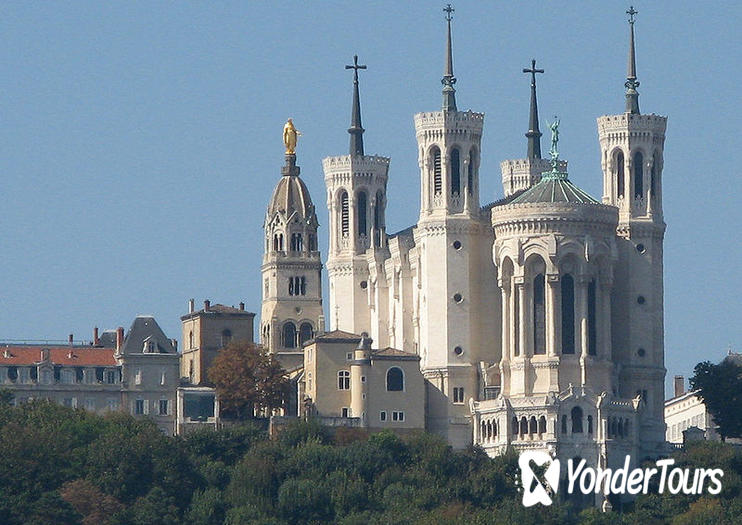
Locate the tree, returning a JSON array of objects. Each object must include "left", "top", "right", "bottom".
[
  {"left": 207, "top": 340, "right": 291, "bottom": 419},
  {"left": 690, "top": 359, "right": 742, "bottom": 440}
]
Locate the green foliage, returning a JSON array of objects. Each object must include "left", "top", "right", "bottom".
[
  {"left": 690, "top": 360, "right": 742, "bottom": 440},
  {"left": 4, "top": 400, "right": 742, "bottom": 524}
]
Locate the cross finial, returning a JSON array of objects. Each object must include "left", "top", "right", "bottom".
[
  {"left": 523, "top": 58, "right": 544, "bottom": 87},
  {"left": 444, "top": 4, "right": 454, "bottom": 22},
  {"left": 627, "top": 5, "right": 638, "bottom": 25},
  {"left": 345, "top": 54, "right": 367, "bottom": 83}
]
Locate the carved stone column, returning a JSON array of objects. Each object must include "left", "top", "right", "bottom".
[{"left": 546, "top": 274, "right": 559, "bottom": 356}]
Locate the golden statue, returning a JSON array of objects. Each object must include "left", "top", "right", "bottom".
[{"left": 283, "top": 118, "right": 301, "bottom": 154}]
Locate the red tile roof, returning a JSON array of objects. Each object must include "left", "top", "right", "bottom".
[{"left": 0, "top": 346, "right": 117, "bottom": 366}]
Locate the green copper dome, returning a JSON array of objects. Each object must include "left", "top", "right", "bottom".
[{"left": 510, "top": 170, "right": 599, "bottom": 205}]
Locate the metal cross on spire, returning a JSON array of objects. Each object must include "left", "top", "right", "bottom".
[
  {"left": 346, "top": 55, "right": 367, "bottom": 156},
  {"left": 441, "top": 4, "right": 457, "bottom": 112},
  {"left": 345, "top": 54, "right": 367, "bottom": 83},
  {"left": 444, "top": 3, "right": 454, "bottom": 22},
  {"left": 523, "top": 59, "right": 545, "bottom": 159},
  {"left": 625, "top": 5, "right": 640, "bottom": 114},
  {"left": 627, "top": 5, "right": 638, "bottom": 24}
]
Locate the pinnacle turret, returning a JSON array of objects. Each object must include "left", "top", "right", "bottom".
[
  {"left": 441, "top": 4, "right": 457, "bottom": 112},
  {"left": 523, "top": 59, "right": 544, "bottom": 159},
  {"left": 625, "top": 6, "right": 640, "bottom": 114},
  {"left": 345, "top": 55, "right": 367, "bottom": 156}
]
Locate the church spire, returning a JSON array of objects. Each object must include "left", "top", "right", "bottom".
[
  {"left": 345, "top": 55, "right": 367, "bottom": 156},
  {"left": 523, "top": 59, "right": 544, "bottom": 159},
  {"left": 441, "top": 4, "right": 457, "bottom": 112},
  {"left": 625, "top": 6, "right": 640, "bottom": 114}
]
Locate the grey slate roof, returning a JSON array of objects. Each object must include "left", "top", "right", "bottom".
[{"left": 120, "top": 316, "right": 176, "bottom": 355}]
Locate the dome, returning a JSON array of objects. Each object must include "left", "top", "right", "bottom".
[
  {"left": 510, "top": 170, "right": 599, "bottom": 205},
  {"left": 267, "top": 174, "right": 314, "bottom": 219}
]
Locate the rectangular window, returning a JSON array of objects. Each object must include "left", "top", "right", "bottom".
[
  {"left": 337, "top": 370, "right": 350, "bottom": 390},
  {"left": 392, "top": 411, "right": 405, "bottom": 422},
  {"left": 84, "top": 399, "right": 96, "bottom": 411},
  {"left": 106, "top": 370, "right": 116, "bottom": 384},
  {"left": 453, "top": 387, "right": 465, "bottom": 404},
  {"left": 135, "top": 399, "right": 145, "bottom": 415},
  {"left": 63, "top": 397, "right": 74, "bottom": 408},
  {"left": 341, "top": 407, "right": 349, "bottom": 418},
  {"left": 134, "top": 369, "right": 142, "bottom": 385},
  {"left": 159, "top": 399, "right": 169, "bottom": 416},
  {"left": 160, "top": 370, "right": 166, "bottom": 386},
  {"left": 107, "top": 398, "right": 120, "bottom": 411},
  {"left": 346, "top": 352, "right": 353, "bottom": 361},
  {"left": 380, "top": 410, "right": 387, "bottom": 422}
]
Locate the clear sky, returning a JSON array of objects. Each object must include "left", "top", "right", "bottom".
[{"left": 1, "top": 2, "right": 740, "bottom": 396}]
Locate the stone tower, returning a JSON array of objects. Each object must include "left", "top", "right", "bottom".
[
  {"left": 414, "top": 5, "right": 498, "bottom": 447},
  {"left": 260, "top": 142, "right": 324, "bottom": 354},
  {"left": 596, "top": 6, "right": 667, "bottom": 455},
  {"left": 324, "top": 55, "right": 390, "bottom": 336}
]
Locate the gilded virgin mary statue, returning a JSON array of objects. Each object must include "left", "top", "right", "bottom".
[{"left": 283, "top": 119, "right": 301, "bottom": 154}]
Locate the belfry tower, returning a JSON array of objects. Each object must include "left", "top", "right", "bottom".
[
  {"left": 324, "top": 55, "right": 390, "bottom": 336},
  {"left": 597, "top": 6, "right": 667, "bottom": 455},
  {"left": 260, "top": 122, "right": 324, "bottom": 354},
  {"left": 414, "top": 4, "right": 498, "bottom": 447}
]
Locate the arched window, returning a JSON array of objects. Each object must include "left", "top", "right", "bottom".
[
  {"left": 374, "top": 191, "right": 384, "bottom": 247},
  {"left": 618, "top": 419, "right": 624, "bottom": 437},
  {"left": 308, "top": 233, "right": 316, "bottom": 251},
  {"left": 520, "top": 417, "right": 528, "bottom": 436},
  {"left": 357, "top": 191, "right": 367, "bottom": 237},
  {"left": 533, "top": 274, "right": 546, "bottom": 355},
  {"left": 450, "top": 148, "right": 460, "bottom": 195},
  {"left": 386, "top": 367, "right": 404, "bottom": 391},
  {"left": 587, "top": 415, "right": 593, "bottom": 434},
  {"left": 299, "top": 323, "right": 313, "bottom": 346},
  {"left": 189, "top": 331, "right": 194, "bottom": 349},
  {"left": 467, "top": 148, "right": 475, "bottom": 195},
  {"left": 340, "top": 191, "right": 349, "bottom": 237},
  {"left": 561, "top": 415, "right": 568, "bottom": 434},
  {"left": 571, "top": 406, "right": 583, "bottom": 433},
  {"left": 221, "top": 329, "right": 232, "bottom": 347},
  {"left": 512, "top": 416, "right": 519, "bottom": 436},
  {"left": 492, "top": 420, "right": 498, "bottom": 437},
  {"left": 561, "top": 274, "right": 575, "bottom": 354},
  {"left": 282, "top": 322, "right": 296, "bottom": 349},
  {"left": 513, "top": 287, "right": 520, "bottom": 357},
  {"left": 651, "top": 152, "right": 659, "bottom": 197},
  {"left": 291, "top": 233, "right": 303, "bottom": 252},
  {"left": 633, "top": 151, "right": 643, "bottom": 198},
  {"left": 529, "top": 416, "right": 538, "bottom": 435},
  {"left": 337, "top": 370, "right": 350, "bottom": 390},
  {"left": 616, "top": 151, "right": 625, "bottom": 198},
  {"left": 587, "top": 279, "right": 597, "bottom": 355},
  {"left": 300, "top": 276, "right": 306, "bottom": 295},
  {"left": 432, "top": 147, "right": 442, "bottom": 195},
  {"left": 273, "top": 234, "right": 280, "bottom": 251},
  {"left": 288, "top": 277, "right": 294, "bottom": 296},
  {"left": 538, "top": 416, "right": 547, "bottom": 434}
]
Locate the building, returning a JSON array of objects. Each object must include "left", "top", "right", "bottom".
[
  {"left": 180, "top": 299, "right": 255, "bottom": 385},
  {"left": 664, "top": 375, "right": 718, "bottom": 445},
  {"left": 0, "top": 316, "right": 180, "bottom": 434},
  {"left": 258, "top": 5, "right": 668, "bottom": 484},
  {"left": 300, "top": 332, "right": 425, "bottom": 433}
]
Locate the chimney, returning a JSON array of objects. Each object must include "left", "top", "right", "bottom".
[
  {"left": 204, "top": 300, "right": 210, "bottom": 312},
  {"left": 116, "top": 327, "right": 125, "bottom": 353},
  {"left": 674, "top": 375, "right": 685, "bottom": 398},
  {"left": 93, "top": 326, "right": 100, "bottom": 346},
  {"left": 189, "top": 298, "right": 195, "bottom": 313},
  {"left": 68, "top": 333, "right": 73, "bottom": 345},
  {"left": 239, "top": 302, "right": 245, "bottom": 311}
]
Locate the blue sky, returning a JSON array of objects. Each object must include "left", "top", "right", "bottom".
[{"left": 1, "top": 2, "right": 739, "bottom": 396}]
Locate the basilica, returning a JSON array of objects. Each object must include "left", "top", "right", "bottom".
[{"left": 259, "top": 5, "right": 667, "bottom": 473}]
